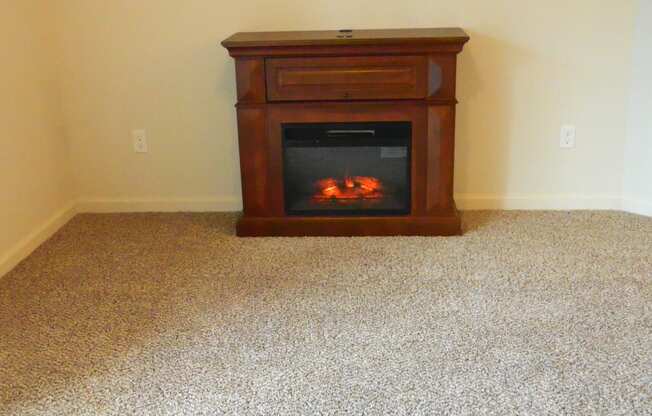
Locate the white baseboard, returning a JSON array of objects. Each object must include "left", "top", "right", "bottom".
[
  {"left": 0, "top": 202, "right": 77, "bottom": 279},
  {"left": 77, "top": 194, "right": 624, "bottom": 213},
  {"left": 454, "top": 193, "right": 623, "bottom": 211},
  {"left": 621, "top": 197, "right": 652, "bottom": 217},
  {"left": 1, "top": 193, "right": 646, "bottom": 279},
  {"left": 76, "top": 196, "right": 242, "bottom": 213}
]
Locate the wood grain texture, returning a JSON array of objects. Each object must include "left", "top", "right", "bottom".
[
  {"left": 225, "top": 44, "right": 467, "bottom": 58},
  {"left": 222, "top": 28, "right": 469, "bottom": 49},
  {"left": 234, "top": 58, "right": 266, "bottom": 103},
  {"left": 236, "top": 214, "right": 462, "bottom": 237},
  {"left": 223, "top": 28, "right": 468, "bottom": 236},
  {"left": 427, "top": 54, "right": 457, "bottom": 100},
  {"left": 266, "top": 56, "right": 426, "bottom": 101},
  {"left": 426, "top": 105, "right": 456, "bottom": 213},
  {"left": 236, "top": 107, "right": 269, "bottom": 216}
]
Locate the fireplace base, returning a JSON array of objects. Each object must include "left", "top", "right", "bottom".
[{"left": 237, "top": 209, "right": 461, "bottom": 237}]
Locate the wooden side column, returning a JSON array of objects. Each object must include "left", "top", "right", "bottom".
[
  {"left": 233, "top": 58, "right": 271, "bottom": 218},
  {"left": 426, "top": 105, "right": 456, "bottom": 213},
  {"left": 425, "top": 53, "right": 461, "bottom": 231}
]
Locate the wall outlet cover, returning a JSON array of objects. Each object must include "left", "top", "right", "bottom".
[
  {"left": 132, "top": 129, "right": 148, "bottom": 153},
  {"left": 560, "top": 125, "right": 576, "bottom": 148}
]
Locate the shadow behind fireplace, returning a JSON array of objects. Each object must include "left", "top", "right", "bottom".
[{"left": 282, "top": 122, "right": 411, "bottom": 216}]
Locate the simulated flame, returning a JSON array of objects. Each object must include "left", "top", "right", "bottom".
[{"left": 313, "top": 176, "right": 384, "bottom": 202}]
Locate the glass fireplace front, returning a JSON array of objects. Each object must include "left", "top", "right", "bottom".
[{"left": 283, "top": 122, "right": 411, "bottom": 216}]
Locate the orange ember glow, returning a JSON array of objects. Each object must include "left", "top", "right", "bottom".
[{"left": 313, "top": 176, "right": 384, "bottom": 202}]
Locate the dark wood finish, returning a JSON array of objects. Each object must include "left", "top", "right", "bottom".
[
  {"left": 427, "top": 54, "right": 457, "bottom": 101},
  {"left": 235, "top": 58, "right": 266, "bottom": 103},
  {"left": 223, "top": 28, "right": 469, "bottom": 236},
  {"left": 426, "top": 106, "right": 456, "bottom": 212},
  {"left": 237, "top": 215, "right": 461, "bottom": 237},
  {"left": 236, "top": 107, "right": 269, "bottom": 216},
  {"left": 266, "top": 56, "right": 427, "bottom": 101},
  {"left": 222, "top": 28, "right": 469, "bottom": 49}
]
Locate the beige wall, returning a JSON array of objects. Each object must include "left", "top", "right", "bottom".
[
  {"left": 52, "top": 0, "right": 636, "bottom": 211},
  {"left": 0, "top": 0, "right": 645, "bottom": 277},
  {"left": 0, "top": 0, "right": 74, "bottom": 276},
  {"left": 624, "top": 0, "right": 652, "bottom": 216}
]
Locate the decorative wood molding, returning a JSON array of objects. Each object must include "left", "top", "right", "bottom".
[{"left": 223, "top": 28, "right": 469, "bottom": 236}]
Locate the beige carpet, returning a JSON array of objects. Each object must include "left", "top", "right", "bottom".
[{"left": 0, "top": 211, "right": 650, "bottom": 415}]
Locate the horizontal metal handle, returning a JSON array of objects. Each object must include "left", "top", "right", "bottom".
[{"left": 326, "top": 129, "right": 375, "bottom": 136}]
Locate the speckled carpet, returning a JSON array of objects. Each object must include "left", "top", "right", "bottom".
[{"left": 1, "top": 211, "right": 651, "bottom": 415}]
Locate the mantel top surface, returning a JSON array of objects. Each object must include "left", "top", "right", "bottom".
[{"left": 221, "top": 27, "right": 469, "bottom": 49}]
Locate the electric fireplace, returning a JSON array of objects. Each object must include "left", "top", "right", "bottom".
[
  {"left": 222, "top": 28, "right": 469, "bottom": 236},
  {"left": 283, "top": 122, "right": 411, "bottom": 216}
]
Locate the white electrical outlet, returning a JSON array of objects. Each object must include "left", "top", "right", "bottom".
[
  {"left": 132, "top": 129, "right": 148, "bottom": 153},
  {"left": 560, "top": 125, "right": 576, "bottom": 148}
]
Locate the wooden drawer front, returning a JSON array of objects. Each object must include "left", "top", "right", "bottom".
[{"left": 266, "top": 56, "right": 427, "bottom": 101}]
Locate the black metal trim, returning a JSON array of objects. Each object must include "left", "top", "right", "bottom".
[{"left": 282, "top": 121, "right": 412, "bottom": 217}]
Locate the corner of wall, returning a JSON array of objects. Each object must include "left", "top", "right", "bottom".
[
  {"left": 622, "top": 197, "right": 652, "bottom": 217},
  {"left": 0, "top": 202, "right": 77, "bottom": 279},
  {"left": 0, "top": 1, "right": 79, "bottom": 279},
  {"left": 621, "top": 0, "right": 652, "bottom": 218}
]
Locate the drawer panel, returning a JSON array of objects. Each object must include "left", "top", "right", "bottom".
[{"left": 266, "top": 56, "right": 427, "bottom": 101}]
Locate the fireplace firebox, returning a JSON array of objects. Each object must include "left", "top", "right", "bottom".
[
  {"left": 283, "top": 122, "right": 411, "bottom": 216},
  {"left": 222, "top": 28, "right": 469, "bottom": 236}
]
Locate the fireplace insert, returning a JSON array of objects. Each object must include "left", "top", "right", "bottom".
[{"left": 282, "top": 122, "right": 411, "bottom": 216}]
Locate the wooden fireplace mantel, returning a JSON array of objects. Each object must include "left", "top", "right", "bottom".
[{"left": 222, "top": 28, "right": 469, "bottom": 236}]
